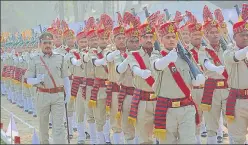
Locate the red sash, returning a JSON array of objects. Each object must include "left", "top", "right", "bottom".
[
  {"left": 132, "top": 52, "right": 154, "bottom": 87},
  {"left": 205, "top": 48, "right": 228, "bottom": 79},
  {"left": 65, "top": 48, "right": 71, "bottom": 53},
  {"left": 160, "top": 50, "right": 191, "bottom": 96},
  {"left": 190, "top": 49, "right": 204, "bottom": 71},
  {"left": 73, "top": 52, "right": 81, "bottom": 60}
]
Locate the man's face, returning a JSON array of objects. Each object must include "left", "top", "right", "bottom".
[
  {"left": 53, "top": 34, "right": 63, "bottom": 47},
  {"left": 161, "top": 33, "right": 178, "bottom": 50},
  {"left": 98, "top": 37, "right": 109, "bottom": 49},
  {"left": 126, "top": 37, "right": 140, "bottom": 51},
  {"left": 77, "top": 38, "right": 88, "bottom": 50},
  {"left": 205, "top": 27, "right": 220, "bottom": 44},
  {"left": 114, "top": 34, "right": 126, "bottom": 51},
  {"left": 88, "top": 36, "right": 98, "bottom": 48},
  {"left": 234, "top": 31, "right": 248, "bottom": 49},
  {"left": 65, "top": 37, "right": 75, "bottom": 48},
  {"left": 180, "top": 29, "right": 190, "bottom": 45},
  {"left": 190, "top": 31, "right": 203, "bottom": 48},
  {"left": 140, "top": 34, "right": 154, "bottom": 49},
  {"left": 40, "top": 40, "right": 53, "bottom": 54}
]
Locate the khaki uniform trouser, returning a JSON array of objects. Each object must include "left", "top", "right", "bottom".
[
  {"left": 136, "top": 101, "right": 156, "bottom": 144},
  {"left": 202, "top": 89, "right": 229, "bottom": 136},
  {"left": 227, "top": 99, "right": 248, "bottom": 144},
  {"left": 191, "top": 88, "right": 204, "bottom": 135},
  {"left": 76, "top": 86, "right": 86, "bottom": 123},
  {"left": 67, "top": 81, "right": 75, "bottom": 117},
  {"left": 160, "top": 105, "right": 196, "bottom": 144},
  {"left": 86, "top": 86, "right": 106, "bottom": 132},
  {"left": 37, "top": 92, "right": 66, "bottom": 144},
  {"left": 22, "top": 85, "right": 31, "bottom": 98},
  {"left": 121, "top": 95, "right": 135, "bottom": 140},
  {"left": 109, "top": 92, "right": 122, "bottom": 133}
]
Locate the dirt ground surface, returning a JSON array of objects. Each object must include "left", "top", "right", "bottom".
[{"left": 1, "top": 94, "right": 247, "bottom": 144}]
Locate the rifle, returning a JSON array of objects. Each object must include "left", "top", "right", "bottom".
[
  {"left": 234, "top": 4, "right": 241, "bottom": 17},
  {"left": 166, "top": 9, "right": 203, "bottom": 79},
  {"left": 142, "top": 6, "right": 161, "bottom": 51},
  {"left": 39, "top": 24, "right": 43, "bottom": 33}
]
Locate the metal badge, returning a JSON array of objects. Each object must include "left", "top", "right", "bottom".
[{"left": 171, "top": 66, "right": 177, "bottom": 73}]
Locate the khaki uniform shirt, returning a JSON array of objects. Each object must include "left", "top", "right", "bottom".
[
  {"left": 71, "top": 49, "right": 85, "bottom": 77},
  {"left": 198, "top": 45, "right": 225, "bottom": 79},
  {"left": 223, "top": 46, "right": 248, "bottom": 89},
  {"left": 129, "top": 48, "right": 153, "bottom": 92},
  {"left": 106, "top": 45, "right": 120, "bottom": 83},
  {"left": 114, "top": 50, "right": 134, "bottom": 87},
  {"left": 150, "top": 49, "right": 193, "bottom": 99},
  {"left": 92, "top": 47, "right": 110, "bottom": 79},
  {"left": 25, "top": 53, "right": 70, "bottom": 88},
  {"left": 83, "top": 48, "right": 97, "bottom": 79}
]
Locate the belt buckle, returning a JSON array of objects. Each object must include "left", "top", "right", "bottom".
[
  {"left": 150, "top": 93, "right": 156, "bottom": 100},
  {"left": 172, "top": 101, "right": 181, "bottom": 108},
  {"left": 105, "top": 80, "right": 110, "bottom": 85},
  {"left": 200, "top": 84, "right": 204, "bottom": 88},
  {"left": 217, "top": 81, "right": 224, "bottom": 87}
]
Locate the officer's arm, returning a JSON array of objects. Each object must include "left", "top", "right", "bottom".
[
  {"left": 25, "top": 58, "right": 40, "bottom": 85},
  {"left": 61, "top": 56, "right": 71, "bottom": 99},
  {"left": 224, "top": 47, "right": 248, "bottom": 64},
  {"left": 116, "top": 55, "right": 129, "bottom": 74}
]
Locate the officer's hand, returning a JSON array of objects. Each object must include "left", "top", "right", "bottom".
[
  {"left": 215, "top": 65, "right": 225, "bottom": 75},
  {"left": 37, "top": 74, "right": 45, "bottom": 83},
  {"left": 113, "top": 50, "right": 121, "bottom": 56},
  {"left": 141, "top": 69, "right": 152, "bottom": 79},
  {"left": 193, "top": 74, "right": 206, "bottom": 86},
  {"left": 167, "top": 49, "right": 178, "bottom": 63},
  {"left": 64, "top": 53, "right": 72, "bottom": 61}
]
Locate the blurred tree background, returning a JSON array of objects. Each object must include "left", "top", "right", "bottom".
[{"left": 1, "top": 1, "right": 245, "bottom": 33}]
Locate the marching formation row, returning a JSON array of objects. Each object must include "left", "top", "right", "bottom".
[{"left": 1, "top": 4, "right": 248, "bottom": 144}]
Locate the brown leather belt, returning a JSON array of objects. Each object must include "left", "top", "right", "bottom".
[
  {"left": 120, "top": 85, "right": 135, "bottom": 96},
  {"left": 140, "top": 90, "right": 157, "bottom": 101},
  {"left": 37, "top": 87, "right": 64, "bottom": 94}
]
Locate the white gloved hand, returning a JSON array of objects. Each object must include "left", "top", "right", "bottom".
[
  {"left": 141, "top": 69, "right": 152, "bottom": 79},
  {"left": 19, "top": 57, "right": 23, "bottom": 63},
  {"left": 117, "top": 58, "right": 129, "bottom": 73},
  {"left": 94, "top": 58, "right": 107, "bottom": 66},
  {"left": 71, "top": 57, "right": 82, "bottom": 66},
  {"left": 154, "top": 49, "right": 178, "bottom": 70},
  {"left": 106, "top": 50, "right": 120, "bottom": 62},
  {"left": 37, "top": 74, "right": 45, "bottom": 83},
  {"left": 167, "top": 48, "right": 178, "bottom": 63},
  {"left": 234, "top": 47, "right": 248, "bottom": 61},
  {"left": 14, "top": 57, "right": 18, "bottom": 63},
  {"left": 64, "top": 53, "right": 72, "bottom": 61},
  {"left": 75, "top": 59, "right": 82, "bottom": 66},
  {"left": 215, "top": 65, "right": 225, "bottom": 75},
  {"left": 246, "top": 51, "right": 248, "bottom": 59},
  {"left": 192, "top": 74, "right": 206, "bottom": 86}
]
